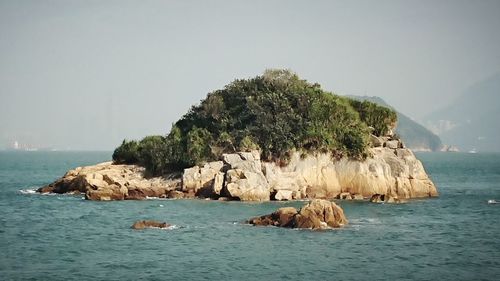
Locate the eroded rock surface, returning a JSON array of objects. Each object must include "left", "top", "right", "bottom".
[
  {"left": 248, "top": 199, "right": 348, "bottom": 229},
  {"left": 38, "top": 134, "right": 437, "bottom": 202},
  {"left": 37, "top": 162, "right": 181, "bottom": 200}
]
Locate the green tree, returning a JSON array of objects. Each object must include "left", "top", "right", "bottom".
[
  {"left": 112, "top": 140, "right": 139, "bottom": 164},
  {"left": 137, "top": 135, "right": 167, "bottom": 176},
  {"left": 112, "top": 69, "right": 398, "bottom": 174},
  {"left": 186, "top": 127, "right": 212, "bottom": 166}
]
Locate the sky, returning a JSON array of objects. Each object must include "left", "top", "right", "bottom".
[{"left": 1, "top": 0, "right": 499, "bottom": 150}]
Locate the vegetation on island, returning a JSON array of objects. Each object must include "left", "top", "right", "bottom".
[
  {"left": 348, "top": 95, "right": 443, "bottom": 151},
  {"left": 113, "top": 70, "right": 397, "bottom": 175}
]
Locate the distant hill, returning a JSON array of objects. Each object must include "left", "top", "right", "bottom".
[
  {"left": 423, "top": 72, "right": 500, "bottom": 152},
  {"left": 347, "top": 96, "right": 443, "bottom": 151}
]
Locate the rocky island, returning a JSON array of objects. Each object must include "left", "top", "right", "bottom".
[{"left": 38, "top": 70, "right": 438, "bottom": 205}]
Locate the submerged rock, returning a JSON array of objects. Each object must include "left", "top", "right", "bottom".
[
  {"left": 131, "top": 220, "right": 170, "bottom": 229},
  {"left": 248, "top": 199, "right": 348, "bottom": 230},
  {"left": 249, "top": 207, "right": 298, "bottom": 227}
]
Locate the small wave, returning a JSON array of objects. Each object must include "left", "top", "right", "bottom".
[
  {"left": 145, "top": 196, "right": 172, "bottom": 201},
  {"left": 149, "top": 225, "right": 179, "bottom": 230},
  {"left": 136, "top": 225, "right": 180, "bottom": 230},
  {"left": 40, "top": 192, "right": 58, "bottom": 196},
  {"left": 488, "top": 199, "right": 499, "bottom": 204},
  {"left": 350, "top": 218, "right": 381, "bottom": 224},
  {"left": 19, "top": 188, "right": 37, "bottom": 194},
  {"left": 166, "top": 225, "right": 179, "bottom": 230}
]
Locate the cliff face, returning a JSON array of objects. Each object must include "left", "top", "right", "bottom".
[
  {"left": 38, "top": 136, "right": 437, "bottom": 201},
  {"left": 264, "top": 147, "right": 437, "bottom": 200}
]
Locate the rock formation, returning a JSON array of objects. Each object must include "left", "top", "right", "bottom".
[
  {"left": 248, "top": 199, "right": 348, "bottom": 229},
  {"left": 369, "top": 194, "right": 407, "bottom": 204},
  {"left": 37, "top": 162, "right": 181, "bottom": 201},
  {"left": 38, "top": 132, "right": 438, "bottom": 202},
  {"left": 131, "top": 220, "right": 170, "bottom": 229}
]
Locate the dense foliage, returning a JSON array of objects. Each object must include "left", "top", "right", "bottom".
[
  {"left": 113, "top": 70, "right": 397, "bottom": 175},
  {"left": 112, "top": 136, "right": 167, "bottom": 175},
  {"left": 347, "top": 99, "right": 397, "bottom": 136},
  {"left": 347, "top": 95, "right": 441, "bottom": 151}
]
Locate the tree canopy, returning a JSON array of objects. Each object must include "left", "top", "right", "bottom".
[{"left": 113, "top": 70, "right": 397, "bottom": 175}]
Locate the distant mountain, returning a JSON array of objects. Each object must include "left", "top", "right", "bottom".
[
  {"left": 423, "top": 72, "right": 500, "bottom": 152},
  {"left": 347, "top": 95, "right": 443, "bottom": 151}
]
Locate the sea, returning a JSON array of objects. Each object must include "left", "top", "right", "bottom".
[{"left": 0, "top": 151, "right": 499, "bottom": 281}]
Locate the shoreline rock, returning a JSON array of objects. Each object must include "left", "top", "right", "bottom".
[
  {"left": 37, "top": 162, "right": 182, "bottom": 201},
  {"left": 37, "top": 136, "right": 438, "bottom": 202},
  {"left": 248, "top": 199, "right": 348, "bottom": 229}
]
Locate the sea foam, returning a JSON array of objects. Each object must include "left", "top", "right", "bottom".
[{"left": 19, "top": 188, "right": 37, "bottom": 195}]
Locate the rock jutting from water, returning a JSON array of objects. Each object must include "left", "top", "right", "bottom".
[
  {"left": 248, "top": 199, "right": 348, "bottom": 229},
  {"left": 131, "top": 220, "right": 171, "bottom": 229},
  {"left": 37, "top": 131, "right": 438, "bottom": 202}
]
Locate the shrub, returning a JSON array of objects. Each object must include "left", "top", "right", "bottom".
[
  {"left": 186, "top": 127, "right": 212, "bottom": 166},
  {"left": 347, "top": 99, "right": 397, "bottom": 136},
  {"left": 113, "top": 69, "right": 398, "bottom": 174},
  {"left": 137, "top": 136, "right": 168, "bottom": 176},
  {"left": 112, "top": 140, "right": 139, "bottom": 164},
  {"left": 112, "top": 136, "right": 168, "bottom": 175},
  {"left": 238, "top": 135, "right": 260, "bottom": 152}
]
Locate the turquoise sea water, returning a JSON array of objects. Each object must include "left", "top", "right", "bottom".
[{"left": 0, "top": 151, "right": 499, "bottom": 281}]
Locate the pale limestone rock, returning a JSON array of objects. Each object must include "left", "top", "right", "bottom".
[
  {"left": 263, "top": 153, "right": 342, "bottom": 199},
  {"left": 222, "top": 153, "right": 243, "bottom": 167},
  {"left": 385, "top": 140, "right": 400, "bottom": 149},
  {"left": 261, "top": 147, "right": 437, "bottom": 201},
  {"left": 38, "top": 162, "right": 180, "bottom": 201},
  {"left": 370, "top": 135, "right": 383, "bottom": 147},
  {"left": 213, "top": 172, "right": 225, "bottom": 195},
  {"left": 224, "top": 152, "right": 261, "bottom": 173},
  {"left": 251, "top": 150, "right": 261, "bottom": 161},
  {"left": 386, "top": 128, "right": 394, "bottom": 137},
  {"left": 39, "top": 144, "right": 437, "bottom": 202},
  {"left": 274, "top": 190, "right": 293, "bottom": 201},
  {"left": 181, "top": 161, "right": 224, "bottom": 197},
  {"left": 238, "top": 151, "right": 255, "bottom": 161},
  {"left": 182, "top": 166, "right": 201, "bottom": 192},
  {"left": 224, "top": 168, "right": 269, "bottom": 201},
  {"left": 338, "top": 192, "right": 352, "bottom": 200},
  {"left": 386, "top": 196, "right": 407, "bottom": 204},
  {"left": 352, "top": 194, "right": 364, "bottom": 200},
  {"left": 219, "top": 152, "right": 270, "bottom": 201}
]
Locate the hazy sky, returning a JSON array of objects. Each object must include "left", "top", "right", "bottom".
[{"left": 1, "top": 0, "right": 499, "bottom": 150}]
